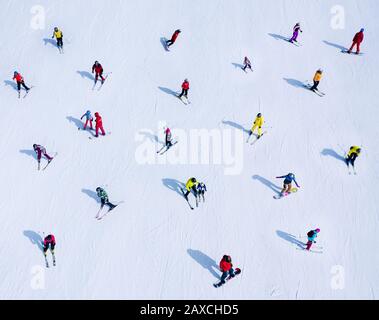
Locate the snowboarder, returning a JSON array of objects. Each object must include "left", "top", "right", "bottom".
[
  {"left": 345, "top": 146, "right": 361, "bottom": 168},
  {"left": 219, "top": 255, "right": 235, "bottom": 284},
  {"left": 289, "top": 22, "right": 302, "bottom": 43},
  {"left": 184, "top": 177, "right": 198, "bottom": 199},
  {"left": 196, "top": 182, "right": 207, "bottom": 202},
  {"left": 94, "top": 112, "right": 106, "bottom": 137},
  {"left": 92, "top": 61, "right": 105, "bottom": 84},
  {"left": 242, "top": 56, "right": 252, "bottom": 72},
  {"left": 80, "top": 110, "right": 93, "bottom": 130},
  {"left": 248, "top": 113, "right": 264, "bottom": 139},
  {"left": 96, "top": 187, "right": 117, "bottom": 211},
  {"left": 43, "top": 234, "right": 56, "bottom": 256},
  {"left": 33, "top": 144, "right": 54, "bottom": 166},
  {"left": 310, "top": 69, "right": 323, "bottom": 91},
  {"left": 305, "top": 228, "right": 320, "bottom": 251},
  {"left": 276, "top": 173, "right": 300, "bottom": 195},
  {"left": 347, "top": 28, "right": 364, "bottom": 54},
  {"left": 166, "top": 29, "right": 181, "bottom": 48},
  {"left": 178, "top": 79, "right": 189, "bottom": 99},
  {"left": 13, "top": 71, "right": 30, "bottom": 93},
  {"left": 52, "top": 27, "right": 63, "bottom": 50}
]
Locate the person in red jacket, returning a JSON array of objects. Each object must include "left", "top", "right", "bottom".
[
  {"left": 347, "top": 28, "right": 364, "bottom": 54},
  {"left": 94, "top": 112, "right": 105, "bottom": 137},
  {"left": 43, "top": 234, "right": 56, "bottom": 255},
  {"left": 166, "top": 29, "right": 181, "bottom": 48},
  {"left": 92, "top": 61, "right": 105, "bottom": 84},
  {"left": 178, "top": 78, "right": 189, "bottom": 99},
  {"left": 219, "top": 255, "right": 235, "bottom": 284},
  {"left": 13, "top": 71, "right": 30, "bottom": 92}
]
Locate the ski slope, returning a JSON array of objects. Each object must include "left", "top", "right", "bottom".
[{"left": 0, "top": 0, "right": 378, "bottom": 299}]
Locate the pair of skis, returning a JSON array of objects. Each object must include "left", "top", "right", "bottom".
[
  {"left": 37, "top": 153, "right": 57, "bottom": 171},
  {"left": 246, "top": 131, "right": 267, "bottom": 145},
  {"left": 213, "top": 268, "right": 242, "bottom": 288},
  {"left": 303, "top": 83, "right": 325, "bottom": 97},
  {"left": 156, "top": 141, "right": 178, "bottom": 155},
  {"left": 177, "top": 95, "right": 191, "bottom": 105},
  {"left": 95, "top": 201, "right": 122, "bottom": 220},
  {"left": 18, "top": 86, "right": 34, "bottom": 99},
  {"left": 92, "top": 73, "right": 110, "bottom": 91}
]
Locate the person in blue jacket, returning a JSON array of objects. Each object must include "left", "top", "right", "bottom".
[
  {"left": 306, "top": 228, "right": 320, "bottom": 250},
  {"left": 276, "top": 173, "right": 300, "bottom": 195},
  {"left": 80, "top": 110, "right": 93, "bottom": 130}
]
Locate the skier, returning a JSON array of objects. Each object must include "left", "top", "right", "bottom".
[
  {"left": 289, "top": 22, "right": 302, "bottom": 43},
  {"left": 184, "top": 177, "right": 198, "bottom": 198},
  {"left": 248, "top": 113, "right": 264, "bottom": 139},
  {"left": 196, "top": 182, "right": 207, "bottom": 202},
  {"left": 33, "top": 144, "right": 54, "bottom": 166},
  {"left": 96, "top": 187, "right": 117, "bottom": 211},
  {"left": 219, "top": 255, "right": 235, "bottom": 284},
  {"left": 52, "top": 27, "right": 63, "bottom": 50},
  {"left": 345, "top": 146, "right": 361, "bottom": 168},
  {"left": 92, "top": 61, "right": 105, "bottom": 84},
  {"left": 166, "top": 29, "right": 181, "bottom": 48},
  {"left": 276, "top": 173, "right": 300, "bottom": 195},
  {"left": 164, "top": 127, "right": 173, "bottom": 149},
  {"left": 310, "top": 69, "right": 323, "bottom": 92},
  {"left": 80, "top": 110, "right": 93, "bottom": 130},
  {"left": 178, "top": 78, "right": 189, "bottom": 99},
  {"left": 347, "top": 28, "right": 364, "bottom": 54},
  {"left": 94, "top": 112, "right": 106, "bottom": 137},
  {"left": 43, "top": 234, "right": 56, "bottom": 256},
  {"left": 305, "top": 228, "right": 320, "bottom": 251},
  {"left": 242, "top": 56, "right": 252, "bottom": 72},
  {"left": 13, "top": 71, "right": 30, "bottom": 93}
]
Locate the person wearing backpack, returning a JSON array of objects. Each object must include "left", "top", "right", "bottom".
[{"left": 306, "top": 228, "right": 320, "bottom": 250}]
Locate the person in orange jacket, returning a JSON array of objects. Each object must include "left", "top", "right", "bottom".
[
  {"left": 347, "top": 28, "right": 364, "bottom": 54},
  {"left": 13, "top": 71, "right": 30, "bottom": 92},
  {"left": 166, "top": 29, "right": 181, "bottom": 48},
  {"left": 178, "top": 78, "right": 189, "bottom": 99},
  {"left": 310, "top": 69, "right": 323, "bottom": 91},
  {"left": 219, "top": 255, "right": 235, "bottom": 284},
  {"left": 94, "top": 112, "right": 106, "bottom": 137}
]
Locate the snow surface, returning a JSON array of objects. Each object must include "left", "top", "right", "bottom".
[{"left": 0, "top": 0, "right": 378, "bottom": 299}]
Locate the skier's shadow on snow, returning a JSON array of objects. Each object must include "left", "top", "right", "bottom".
[
  {"left": 19, "top": 149, "right": 37, "bottom": 160},
  {"left": 268, "top": 33, "right": 289, "bottom": 41},
  {"left": 66, "top": 116, "right": 83, "bottom": 130},
  {"left": 82, "top": 188, "right": 101, "bottom": 203},
  {"left": 4, "top": 80, "right": 18, "bottom": 91},
  {"left": 23, "top": 230, "right": 44, "bottom": 252},
  {"left": 222, "top": 120, "right": 250, "bottom": 134},
  {"left": 187, "top": 249, "right": 220, "bottom": 280},
  {"left": 158, "top": 86, "right": 178, "bottom": 97},
  {"left": 323, "top": 40, "right": 347, "bottom": 52},
  {"left": 276, "top": 230, "right": 306, "bottom": 249},
  {"left": 162, "top": 178, "right": 185, "bottom": 198},
  {"left": 252, "top": 175, "right": 282, "bottom": 194},
  {"left": 160, "top": 37, "right": 169, "bottom": 51},
  {"left": 77, "top": 71, "right": 95, "bottom": 81},
  {"left": 231, "top": 63, "right": 244, "bottom": 69},
  {"left": 321, "top": 148, "right": 346, "bottom": 163},
  {"left": 43, "top": 38, "right": 58, "bottom": 48},
  {"left": 283, "top": 78, "right": 307, "bottom": 89}
]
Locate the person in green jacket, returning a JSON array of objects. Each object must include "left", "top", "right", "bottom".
[{"left": 96, "top": 187, "right": 116, "bottom": 211}]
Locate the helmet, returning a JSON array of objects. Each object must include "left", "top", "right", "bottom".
[
  {"left": 96, "top": 187, "right": 101, "bottom": 192},
  {"left": 190, "top": 177, "right": 196, "bottom": 183},
  {"left": 54, "top": 27, "right": 58, "bottom": 31},
  {"left": 315, "top": 228, "right": 320, "bottom": 233},
  {"left": 223, "top": 255, "right": 231, "bottom": 262},
  {"left": 318, "top": 69, "right": 323, "bottom": 73},
  {"left": 176, "top": 29, "right": 181, "bottom": 33},
  {"left": 94, "top": 112, "right": 99, "bottom": 117},
  {"left": 357, "top": 148, "right": 361, "bottom": 153},
  {"left": 288, "top": 173, "right": 295, "bottom": 178},
  {"left": 95, "top": 60, "right": 99, "bottom": 65},
  {"left": 14, "top": 71, "right": 18, "bottom": 75},
  {"left": 360, "top": 28, "right": 364, "bottom": 32},
  {"left": 257, "top": 113, "right": 262, "bottom": 117},
  {"left": 86, "top": 110, "right": 91, "bottom": 114},
  {"left": 33, "top": 144, "right": 37, "bottom": 149},
  {"left": 184, "top": 78, "right": 188, "bottom": 82}
]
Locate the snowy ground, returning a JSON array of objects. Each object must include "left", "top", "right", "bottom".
[{"left": 0, "top": 0, "right": 378, "bottom": 299}]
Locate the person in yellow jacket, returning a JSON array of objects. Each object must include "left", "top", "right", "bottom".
[
  {"left": 249, "top": 113, "right": 264, "bottom": 139},
  {"left": 345, "top": 146, "right": 361, "bottom": 168},
  {"left": 52, "top": 27, "right": 63, "bottom": 50},
  {"left": 310, "top": 69, "right": 322, "bottom": 91},
  {"left": 184, "top": 177, "right": 198, "bottom": 198}
]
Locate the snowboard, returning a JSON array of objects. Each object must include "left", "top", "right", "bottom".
[
  {"left": 273, "top": 187, "right": 298, "bottom": 199},
  {"left": 213, "top": 268, "right": 241, "bottom": 288}
]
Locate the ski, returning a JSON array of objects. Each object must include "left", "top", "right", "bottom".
[
  {"left": 250, "top": 131, "right": 267, "bottom": 145},
  {"left": 23, "top": 86, "right": 34, "bottom": 99},
  {"left": 44, "top": 255, "right": 49, "bottom": 268},
  {"left": 177, "top": 96, "right": 190, "bottom": 105},
  {"left": 303, "top": 84, "right": 325, "bottom": 96},
  {"left": 159, "top": 141, "right": 178, "bottom": 155},
  {"left": 341, "top": 50, "right": 364, "bottom": 56},
  {"left": 89, "top": 132, "right": 111, "bottom": 140},
  {"left": 97, "top": 74, "right": 109, "bottom": 91},
  {"left": 97, "top": 201, "right": 123, "bottom": 220},
  {"left": 213, "top": 268, "right": 241, "bottom": 288},
  {"left": 95, "top": 207, "right": 104, "bottom": 220},
  {"left": 52, "top": 252, "right": 56, "bottom": 266},
  {"left": 42, "top": 153, "right": 57, "bottom": 171},
  {"left": 181, "top": 188, "right": 194, "bottom": 210}
]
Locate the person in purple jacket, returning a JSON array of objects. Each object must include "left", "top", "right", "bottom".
[{"left": 289, "top": 22, "right": 302, "bottom": 43}]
